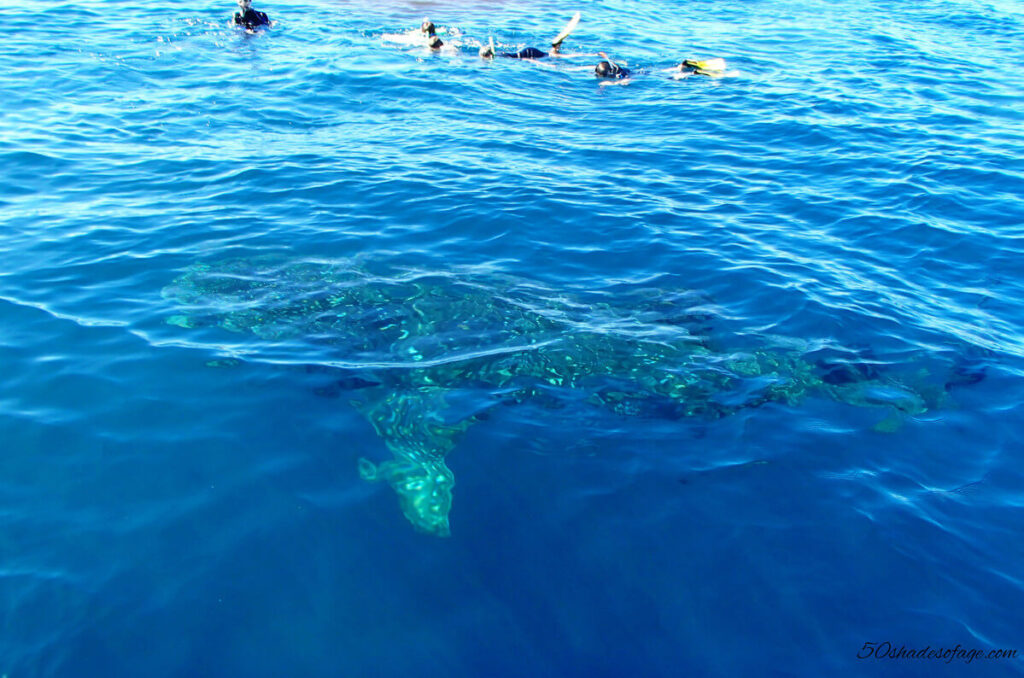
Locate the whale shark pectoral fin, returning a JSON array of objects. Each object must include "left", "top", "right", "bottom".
[{"left": 358, "top": 456, "right": 454, "bottom": 537}]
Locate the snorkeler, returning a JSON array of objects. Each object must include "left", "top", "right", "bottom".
[
  {"left": 234, "top": 0, "right": 270, "bottom": 30},
  {"left": 421, "top": 19, "right": 444, "bottom": 49},
  {"left": 479, "top": 44, "right": 550, "bottom": 59},
  {"left": 595, "top": 60, "right": 630, "bottom": 79},
  {"left": 478, "top": 12, "right": 580, "bottom": 59}
]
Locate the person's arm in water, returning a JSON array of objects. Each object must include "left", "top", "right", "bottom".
[{"left": 548, "top": 49, "right": 599, "bottom": 60}]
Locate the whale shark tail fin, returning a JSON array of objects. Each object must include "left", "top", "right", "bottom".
[
  {"left": 360, "top": 456, "right": 454, "bottom": 537},
  {"left": 354, "top": 386, "right": 483, "bottom": 536}
]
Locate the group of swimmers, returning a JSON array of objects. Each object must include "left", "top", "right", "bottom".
[
  {"left": 420, "top": 15, "right": 728, "bottom": 82},
  {"left": 233, "top": 1, "right": 726, "bottom": 82}
]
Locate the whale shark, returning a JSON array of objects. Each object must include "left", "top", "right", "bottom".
[{"left": 162, "top": 256, "right": 956, "bottom": 536}]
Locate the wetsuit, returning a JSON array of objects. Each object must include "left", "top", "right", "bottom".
[
  {"left": 235, "top": 8, "right": 270, "bottom": 30},
  {"left": 498, "top": 47, "right": 548, "bottom": 59}
]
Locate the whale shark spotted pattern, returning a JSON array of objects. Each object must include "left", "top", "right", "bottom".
[{"left": 162, "top": 257, "right": 955, "bottom": 536}]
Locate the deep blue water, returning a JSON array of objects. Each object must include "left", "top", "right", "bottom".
[{"left": 2, "top": 0, "right": 1024, "bottom": 676}]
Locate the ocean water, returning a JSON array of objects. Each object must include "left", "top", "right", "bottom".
[{"left": 2, "top": 0, "right": 1024, "bottom": 675}]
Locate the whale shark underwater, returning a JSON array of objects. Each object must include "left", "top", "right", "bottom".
[{"left": 161, "top": 256, "right": 973, "bottom": 536}]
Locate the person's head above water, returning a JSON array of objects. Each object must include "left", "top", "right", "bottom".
[
  {"left": 238, "top": 0, "right": 252, "bottom": 8},
  {"left": 421, "top": 19, "right": 436, "bottom": 36},
  {"left": 595, "top": 61, "right": 628, "bottom": 78}
]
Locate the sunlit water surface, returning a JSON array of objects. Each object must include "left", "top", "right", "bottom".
[{"left": 2, "top": 0, "right": 1023, "bottom": 676}]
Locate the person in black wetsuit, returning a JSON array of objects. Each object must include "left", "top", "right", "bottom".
[
  {"left": 421, "top": 19, "right": 444, "bottom": 49},
  {"left": 595, "top": 60, "right": 630, "bottom": 78},
  {"left": 477, "top": 25, "right": 570, "bottom": 60},
  {"left": 480, "top": 45, "right": 551, "bottom": 59},
  {"left": 234, "top": 0, "right": 270, "bottom": 30},
  {"left": 479, "top": 36, "right": 567, "bottom": 59}
]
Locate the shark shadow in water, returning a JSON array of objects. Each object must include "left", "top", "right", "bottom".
[{"left": 162, "top": 256, "right": 964, "bottom": 536}]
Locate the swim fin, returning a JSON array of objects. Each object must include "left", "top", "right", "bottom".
[
  {"left": 552, "top": 11, "right": 581, "bottom": 47},
  {"left": 683, "top": 57, "right": 727, "bottom": 72}
]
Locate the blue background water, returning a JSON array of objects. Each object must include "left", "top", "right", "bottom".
[{"left": 2, "top": 0, "right": 1024, "bottom": 676}]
